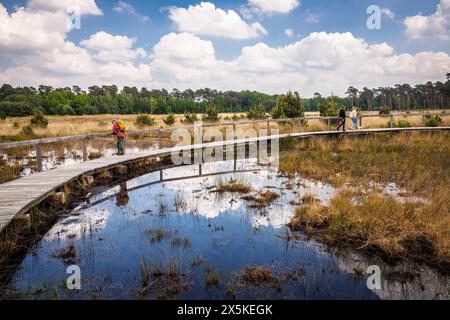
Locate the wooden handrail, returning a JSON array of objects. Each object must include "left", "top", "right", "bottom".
[{"left": 0, "top": 112, "right": 449, "bottom": 150}]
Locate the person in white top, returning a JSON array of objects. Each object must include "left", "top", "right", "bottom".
[{"left": 350, "top": 107, "right": 358, "bottom": 130}]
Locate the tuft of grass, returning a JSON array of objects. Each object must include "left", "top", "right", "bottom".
[
  {"left": 204, "top": 268, "right": 220, "bottom": 287},
  {"left": 158, "top": 200, "right": 168, "bottom": 215},
  {"left": 139, "top": 259, "right": 150, "bottom": 288},
  {"left": 215, "top": 177, "right": 252, "bottom": 194},
  {"left": 145, "top": 227, "right": 169, "bottom": 242},
  {"left": 243, "top": 190, "right": 280, "bottom": 208},
  {"left": 241, "top": 267, "right": 279, "bottom": 288},
  {"left": 171, "top": 236, "right": 190, "bottom": 248}
]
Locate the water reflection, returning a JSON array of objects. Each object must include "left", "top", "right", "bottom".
[{"left": 5, "top": 159, "right": 449, "bottom": 300}]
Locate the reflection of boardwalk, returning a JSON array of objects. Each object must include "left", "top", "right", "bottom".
[
  {"left": 87, "top": 166, "right": 265, "bottom": 208},
  {"left": 0, "top": 127, "right": 448, "bottom": 233}
]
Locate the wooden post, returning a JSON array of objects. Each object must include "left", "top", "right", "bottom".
[
  {"left": 36, "top": 144, "right": 42, "bottom": 172},
  {"left": 266, "top": 120, "right": 271, "bottom": 136},
  {"left": 199, "top": 163, "right": 202, "bottom": 176},
  {"left": 390, "top": 115, "right": 394, "bottom": 128},
  {"left": 233, "top": 124, "right": 236, "bottom": 140},
  {"left": 159, "top": 169, "right": 163, "bottom": 182},
  {"left": 359, "top": 116, "right": 363, "bottom": 128},
  {"left": 82, "top": 139, "right": 87, "bottom": 161},
  {"left": 327, "top": 118, "right": 331, "bottom": 130},
  {"left": 158, "top": 128, "right": 162, "bottom": 149}
]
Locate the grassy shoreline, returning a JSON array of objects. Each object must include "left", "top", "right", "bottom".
[{"left": 281, "top": 132, "right": 450, "bottom": 272}]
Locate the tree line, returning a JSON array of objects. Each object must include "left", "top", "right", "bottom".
[{"left": 0, "top": 74, "right": 449, "bottom": 118}]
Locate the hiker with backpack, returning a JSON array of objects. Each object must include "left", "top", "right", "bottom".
[{"left": 112, "top": 119, "right": 126, "bottom": 156}]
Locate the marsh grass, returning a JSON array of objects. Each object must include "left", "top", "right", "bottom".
[
  {"left": 204, "top": 267, "right": 220, "bottom": 287},
  {"left": 0, "top": 160, "right": 22, "bottom": 183},
  {"left": 289, "top": 189, "right": 450, "bottom": 272},
  {"left": 139, "top": 255, "right": 188, "bottom": 297},
  {"left": 279, "top": 132, "right": 450, "bottom": 194},
  {"left": 241, "top": 267, "right": 280, "bottom": 289},
  {"left": 171, "top": 236, "right": 190, "bottom": 248},
  {"left": 145, "top": 227, "right": 169, "bottom": 242},
  {"left": 282, "top": 132, "right": 450, "bottom": 271},
  {"left": 242, "top": 190, "right": 280, "bottom": 208},
  {"left": 215, "top": 177, "right": 252, "bottom": 194}
]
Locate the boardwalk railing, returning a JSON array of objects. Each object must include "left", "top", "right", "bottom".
[{"left": 0, "top": 112, "right": 449, "bottom": 172}]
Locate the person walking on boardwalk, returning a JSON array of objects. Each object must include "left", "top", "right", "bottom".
[
  {"left": 337, "top": 107, "right": 346, "bottom": 131},
  {"left": 350, "top": 107, "right": 358, "bottom": 130},
  {"left": 111, "top": 119, "right": 126, "bottom": 156}
]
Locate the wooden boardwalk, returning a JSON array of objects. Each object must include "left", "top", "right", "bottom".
[{"left": 0, "top": 127, "right": 448, "bottom": 233}]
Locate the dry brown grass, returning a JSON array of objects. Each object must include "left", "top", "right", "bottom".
[
  {"left": 0, "top": 160, "right": 22, "bottom": 184},
  {"left": 283, "top": 131, "right": 450, "bottom": 271},
  {"left": 279, "top": 131, "right": 450, "bottom": 194},
  {"left": 1, "top": 111, "right": 447, "bottom": 142},
  {"left": 215, "top": 177, "right": 252, "bottom": 194},
  {"left": 241, "top": 267, "right": 280, "bottom": 288},
  {"left": 0, "top": 113, "right": 248, "bottom": 142},
  {"left": 242, "top": 190, "right": 280, "bottom": 208},
  {"left": 289, "top": 189, "right": 450, "bottom": 271}
]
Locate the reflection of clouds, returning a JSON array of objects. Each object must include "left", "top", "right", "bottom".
[
  {"left": 163, "top": 169, "right": 336, "bottom": 229},
  {"left": 47, "top": 158, "right": 338, "bottom": 239},
  {"left": 332, "top": 249, "right": 450, "bottom": 300},
  {"left": 45, "top": 206, "right": 110, "bottom": 240}
]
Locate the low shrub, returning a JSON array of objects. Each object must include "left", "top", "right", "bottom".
[
  {"left": 379, "top": 105, "right": 390, "bottom": 115},
  {"left": 424, "top": 115, "right": 442, "bottom": 127},
  {"left": 134, "top": 114, "right": 156, "bottom": 128},
  {"left": 181, "top": 113, "right": 199, "bottom": 124},
  {"left": 30, "top": 109, "right": 48, "bottom": 128},
  {"left": 247, "top": 105, "right": 268, "bottom": 120},
  {"left": 387, "top": 119, "right": 411, "bottom": 128},
  {"left": 163, "top": 113, "right": 176, "bottom": 126},
  {"left": 202, "top": 105, "right": 221, "bottom": 123}
]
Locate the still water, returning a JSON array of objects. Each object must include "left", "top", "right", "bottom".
[{"left": 5, "top": 159, "right": 449, "bottom": 299}]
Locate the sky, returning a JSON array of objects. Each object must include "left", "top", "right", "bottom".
[{"left": 0, "top": 0, "right": 449, "bottom": 97}]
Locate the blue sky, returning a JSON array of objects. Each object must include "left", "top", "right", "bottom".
[{"left": 0, "top": 0, "right": 449, "bottom": 96}]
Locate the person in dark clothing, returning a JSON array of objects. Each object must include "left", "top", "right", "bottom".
[{"left": 337, "top": 107, "right": 346, "bottom": 131}]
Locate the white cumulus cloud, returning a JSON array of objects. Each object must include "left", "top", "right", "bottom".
[
  {"left": 0, "top": 1, "right": 449, "bottom": 98},
  {"left": 28, "top": 0, "right": 102, "bottom": 16},
  {"left": 404, "top": 0, "right": 450, "bottom": 40},
  {"left": 149, "top": 32, "right": 450, "bottom": 96},
  {"left": 381, "top": 8, "right": 395, "bottom": 20},
  {"left": 113, "top": 1, "right": 149, "bottom": 22},
  {"left": 0, "top": 2, "right": 152, "bottom": 88},
  {"left": 168, "top": 2, "right": 267, "bottom": 39},
  {"left": 248, "top": 0, "right": 300, "bottom": 14},
  {"left": 285, "top": 28, "right": 294, "bottom": 37},
  {"left": 81, "top": 31, "right": 147, "bottom": 62}
]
